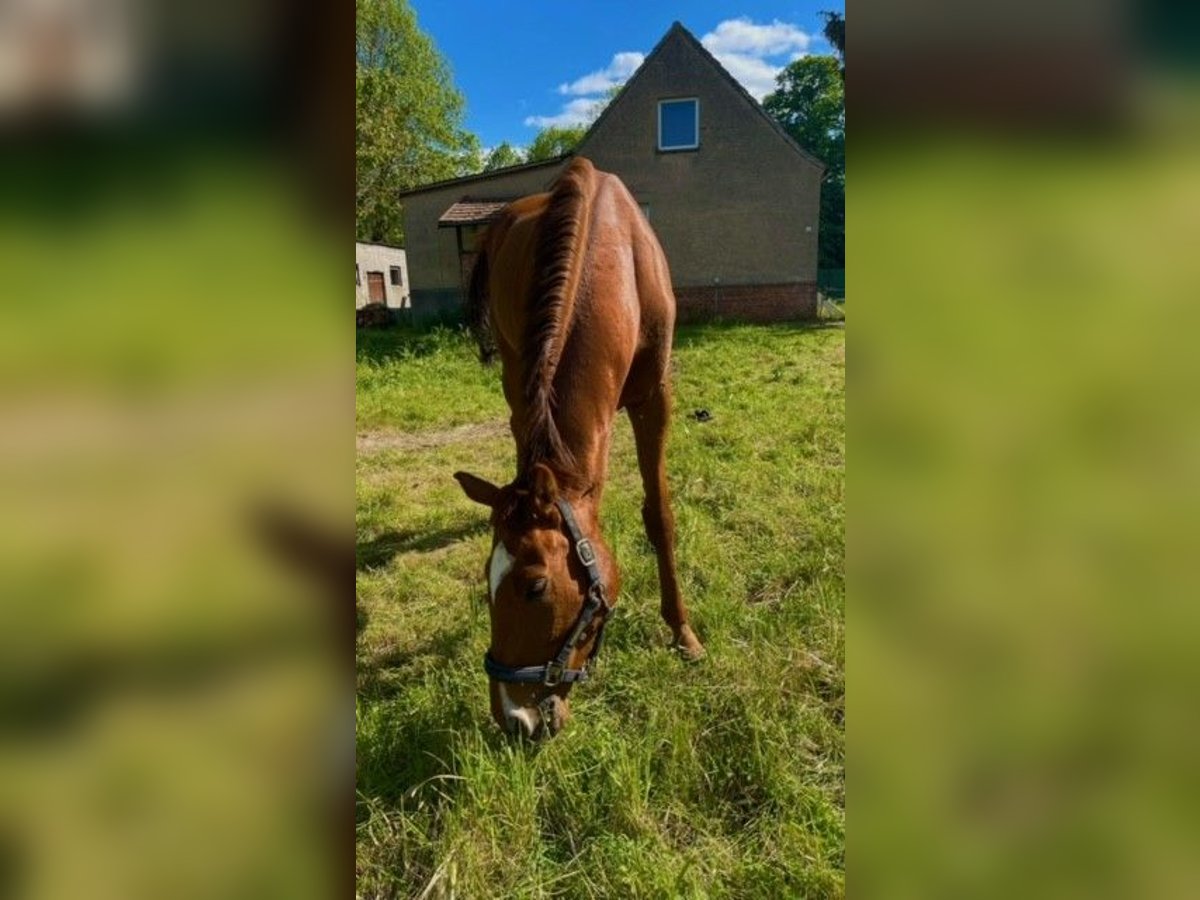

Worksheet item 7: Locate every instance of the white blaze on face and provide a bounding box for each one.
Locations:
[487,541,515,603]
[497,683,540,736]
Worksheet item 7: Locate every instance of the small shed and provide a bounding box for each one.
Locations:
[355,242,410,310]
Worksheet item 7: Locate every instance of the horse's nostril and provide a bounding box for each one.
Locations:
[538,695,567,737]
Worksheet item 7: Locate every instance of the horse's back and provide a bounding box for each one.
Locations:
[587,170,677,405]
[483,160,675,410]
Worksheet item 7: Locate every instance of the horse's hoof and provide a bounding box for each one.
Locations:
[673,625,706,661]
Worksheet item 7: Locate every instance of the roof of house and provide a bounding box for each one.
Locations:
[437,200,510,226]
[355,240,405,252]
[396,155,568,198]
[577,21,826,173]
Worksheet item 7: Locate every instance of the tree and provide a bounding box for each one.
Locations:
[820,11,845,64]
[356,0,480,245]
[483,142,526,171]
[763,55,845,269]
[525,125,589,163]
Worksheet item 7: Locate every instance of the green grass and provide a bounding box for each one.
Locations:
[356,322,845,899]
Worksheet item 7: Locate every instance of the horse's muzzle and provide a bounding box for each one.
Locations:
[507,694,568,740]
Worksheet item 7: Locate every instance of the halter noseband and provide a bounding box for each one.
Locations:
[483,497,613,687]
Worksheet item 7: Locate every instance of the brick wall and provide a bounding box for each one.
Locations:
[579,26,822,291]
[674,282,818,323]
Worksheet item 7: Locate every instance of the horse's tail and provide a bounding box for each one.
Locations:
[521,156,596,476]
[465,236,497,365]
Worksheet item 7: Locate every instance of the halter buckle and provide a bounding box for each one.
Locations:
[544,661,564,687]
[575,537,597,567]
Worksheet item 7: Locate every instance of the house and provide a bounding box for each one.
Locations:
[355,241,410,310]
[399,21,825,323]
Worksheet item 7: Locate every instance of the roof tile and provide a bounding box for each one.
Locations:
[437,200,510,226]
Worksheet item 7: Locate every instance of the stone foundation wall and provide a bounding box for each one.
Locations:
[673,282,818,323]
[403,282,819,328]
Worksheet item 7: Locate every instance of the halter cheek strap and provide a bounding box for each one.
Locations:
[483,497,613,687]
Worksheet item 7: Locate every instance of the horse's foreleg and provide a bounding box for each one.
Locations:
[628,383,705,659]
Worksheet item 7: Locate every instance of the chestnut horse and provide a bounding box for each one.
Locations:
[453,157,703,739]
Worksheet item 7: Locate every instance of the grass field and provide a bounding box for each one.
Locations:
[356,322,845,899]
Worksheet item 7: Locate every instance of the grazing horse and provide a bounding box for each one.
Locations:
[454,156,704,740]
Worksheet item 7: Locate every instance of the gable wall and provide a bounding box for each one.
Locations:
[577,31,822,291]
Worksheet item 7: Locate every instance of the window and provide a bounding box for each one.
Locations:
[355,264,360,286]
[658,98,699,151]
[389,266,403,286]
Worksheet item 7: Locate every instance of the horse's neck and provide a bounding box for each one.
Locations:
[554,398,615,503]
[560,488,603,533]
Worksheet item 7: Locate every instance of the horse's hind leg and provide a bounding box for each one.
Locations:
[628,381,705,659]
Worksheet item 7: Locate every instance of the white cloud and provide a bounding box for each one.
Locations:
[701,18,811,56]
[701,17,814,101]
[557,52,645,96]
[525,50,642,131]
[523,97,603,129]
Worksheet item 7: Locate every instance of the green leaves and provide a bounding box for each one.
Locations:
[526,125,589,162]
[763,56,844,176]
[482,142,525,171]
[355,0,481,245]
[820,11,845,63]
[763,55,845,269]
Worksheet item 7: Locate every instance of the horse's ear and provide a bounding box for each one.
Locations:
[530,463,559,518]
[454,471,500,508]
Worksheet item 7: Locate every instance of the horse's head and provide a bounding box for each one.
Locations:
[454,463,618,739]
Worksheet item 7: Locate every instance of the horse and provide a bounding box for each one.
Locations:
[454,156,704,740]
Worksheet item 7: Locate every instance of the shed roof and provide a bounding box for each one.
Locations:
[398,156,568,198]
[355,240,405,252]
[437,200,510,227]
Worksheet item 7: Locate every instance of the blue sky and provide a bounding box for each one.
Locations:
[411,1,844,151]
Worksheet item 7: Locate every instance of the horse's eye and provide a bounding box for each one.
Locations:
[526,577,548,601]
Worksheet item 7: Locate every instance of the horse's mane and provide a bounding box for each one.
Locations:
[464,158,596,487]
[518,157,596,483]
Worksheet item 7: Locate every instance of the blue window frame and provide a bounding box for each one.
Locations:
[658,98,699,151]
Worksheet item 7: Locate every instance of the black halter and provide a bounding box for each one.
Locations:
[483,497,613,687]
